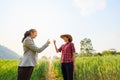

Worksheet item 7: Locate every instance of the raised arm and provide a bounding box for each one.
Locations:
[53,40,59,53]
[25,38,50,53]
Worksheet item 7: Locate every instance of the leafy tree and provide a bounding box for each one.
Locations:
[80,38,94,56]
[102,50,111,56]
[95,52,102,56]
[117,52,120,55]
[102,49,117,56]
[109,49,117,55]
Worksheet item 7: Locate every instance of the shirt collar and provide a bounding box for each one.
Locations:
[65,42,70,45]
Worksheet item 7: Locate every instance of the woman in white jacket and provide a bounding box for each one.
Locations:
[18,29,50,80]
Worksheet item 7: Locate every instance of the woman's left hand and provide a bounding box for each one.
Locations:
[74,65,77,73]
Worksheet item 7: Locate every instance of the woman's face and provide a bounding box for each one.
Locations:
[62,37,69,42]
[30,31,37,39]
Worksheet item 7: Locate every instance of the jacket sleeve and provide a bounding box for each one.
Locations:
[24,38,49,53]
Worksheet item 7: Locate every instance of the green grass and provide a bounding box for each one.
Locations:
[31,59,49,80]
[52,59,62,80]
[0,60,18,80]
[1,56,120,80]
[52,56,120,80]
[0,59,49,80]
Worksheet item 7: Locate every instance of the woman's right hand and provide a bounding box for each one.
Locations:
[53,40,56,44]
[47,39,50,44]
[53,40,59,53]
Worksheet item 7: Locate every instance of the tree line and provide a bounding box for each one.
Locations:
[77,38,120,57]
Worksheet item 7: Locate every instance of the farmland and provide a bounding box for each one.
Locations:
[52,56,120,80]
[0,59,49,80]
[0,56,120,80]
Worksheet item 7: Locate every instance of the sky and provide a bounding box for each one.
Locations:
[0,0,120,58]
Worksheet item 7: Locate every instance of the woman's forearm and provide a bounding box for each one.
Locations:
[54,44,59,53]
[73,52,76,66]
[53,40,59,53]
[73,52,77,72]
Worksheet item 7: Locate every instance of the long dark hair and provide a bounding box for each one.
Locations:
[22,29,36,43]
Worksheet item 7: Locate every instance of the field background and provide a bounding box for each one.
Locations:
[0,56,120,80]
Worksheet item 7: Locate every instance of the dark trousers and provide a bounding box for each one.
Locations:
[61,62,73,80]
[17,66,34,80]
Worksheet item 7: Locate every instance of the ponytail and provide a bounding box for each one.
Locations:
[22,31,30,43]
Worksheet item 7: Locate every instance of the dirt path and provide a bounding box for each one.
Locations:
[47,60,56,80]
